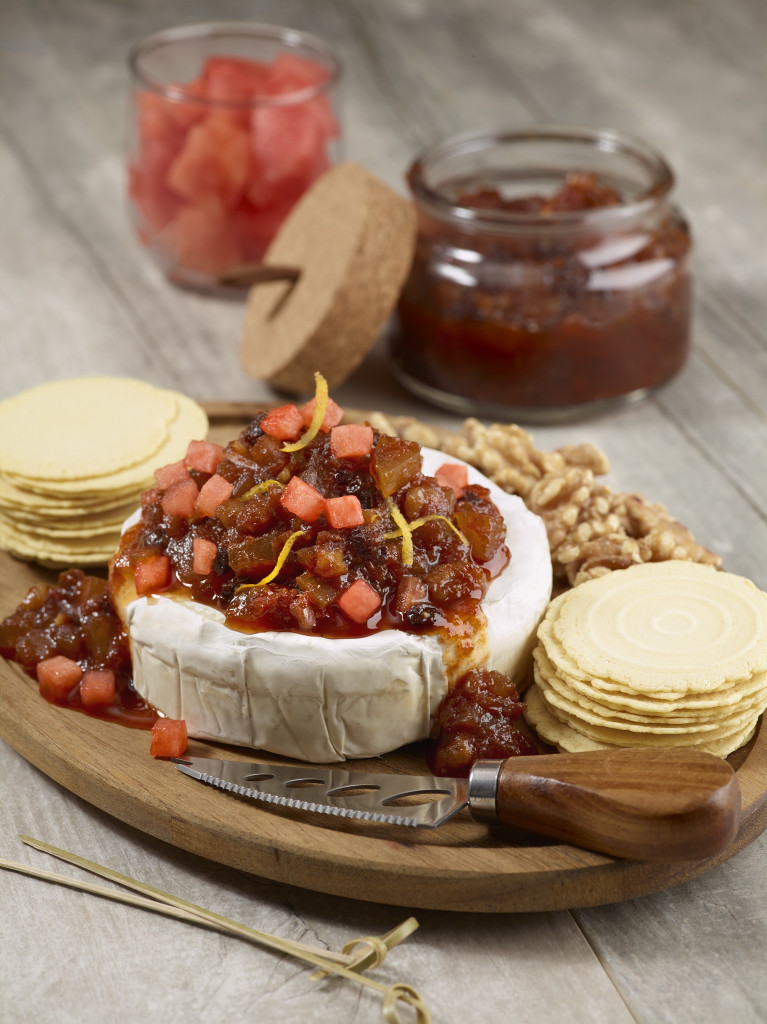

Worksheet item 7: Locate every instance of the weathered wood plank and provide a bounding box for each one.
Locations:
[574,831,767,1024]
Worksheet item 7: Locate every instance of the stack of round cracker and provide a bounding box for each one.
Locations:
[0,377,208,568]
[525,561,767,759]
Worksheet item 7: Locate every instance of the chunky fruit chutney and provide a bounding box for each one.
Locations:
[392,128,693,421]
[428,668,539,777]
[0,569,154,728]
[112,409,510,642]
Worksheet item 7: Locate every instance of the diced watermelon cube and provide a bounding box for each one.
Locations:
[299,396,344,433]
[36,656,83,701]
[435,463,469,498]
[246,142,329,209]
[337,579,381,624]
[131,87,207,238]
[150,717,188,757]
[136,85,206,143]
[185,439,225,474]
[249,104,327,207]
[325,494,364,529]
[263,54,339,138]
[230,197,295,262]
[134,555,172,596]
[280,476,326,523]
[79,669,117,707]
[137,91,182,147]
[260,404,304,441]
[154,459,189,489]
[199,58,270,130]
[167,114,252,208]
[162,197,242,276]
[195,473,234,517]
[192,536,218,575]
[330,424,374,460]
[161,477,200,518]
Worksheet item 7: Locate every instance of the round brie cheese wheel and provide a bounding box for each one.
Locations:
[118,448,552,762]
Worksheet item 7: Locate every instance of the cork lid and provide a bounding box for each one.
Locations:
[240,163,417,394]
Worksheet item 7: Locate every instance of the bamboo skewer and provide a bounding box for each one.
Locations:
[4,836,430,1024]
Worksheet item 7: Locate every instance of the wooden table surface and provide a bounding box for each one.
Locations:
[1,0,766,1021]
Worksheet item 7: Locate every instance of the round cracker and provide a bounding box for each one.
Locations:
[535,666,766,735]
[524,683,758,759]
[0,517,119,555]
[0,512,126,539]
[0,378,178,480]
[3,390,208,497]
[533,679,762,750]
[533,644,767,721]
[0,500,138,528]
[538,592,767,707]
[551,562,767,692]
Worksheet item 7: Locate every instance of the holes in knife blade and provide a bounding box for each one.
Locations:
[243,773,275,782]
[382,788,452,808]
[283,777,327,788]
[326,784,382,798]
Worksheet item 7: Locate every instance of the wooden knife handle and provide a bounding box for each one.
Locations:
[477,748,741,861]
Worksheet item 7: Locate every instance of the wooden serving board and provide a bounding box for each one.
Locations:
[2,551,767,913]
[2,406,767,912]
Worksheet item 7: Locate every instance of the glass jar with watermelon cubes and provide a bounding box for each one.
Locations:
[127,22,342,291]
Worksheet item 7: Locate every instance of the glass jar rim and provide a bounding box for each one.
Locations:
[407,126,676,233]
[128,21,342,109]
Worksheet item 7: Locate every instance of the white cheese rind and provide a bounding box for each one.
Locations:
[123,448,552,761]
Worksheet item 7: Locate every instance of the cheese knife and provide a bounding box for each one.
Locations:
[173,747,741,862]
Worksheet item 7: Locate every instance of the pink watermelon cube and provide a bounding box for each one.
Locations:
[195,473,234,517]
[150,718,188,757]
[260,404,304,441]
[185,439,225,474]
[337,579,381,624]
[299,396,344,433]
[134,555,172,596]
[79,669,117,707]
[161,477,199,518]
[435,463,469,497]
[330,425,374,460]
[192,536,218,575]
[280,476,326,523]
[163,197,243,276]
[167,114,252,208]
[36,656,83,701]
[325,495,364,529]
[154,459,189,489]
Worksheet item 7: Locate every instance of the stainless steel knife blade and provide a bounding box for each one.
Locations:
[173,756,473,828]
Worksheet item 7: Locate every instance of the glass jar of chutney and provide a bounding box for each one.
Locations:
[390,127,693,422]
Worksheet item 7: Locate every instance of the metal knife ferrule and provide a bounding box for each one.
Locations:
[467,759,503,825]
